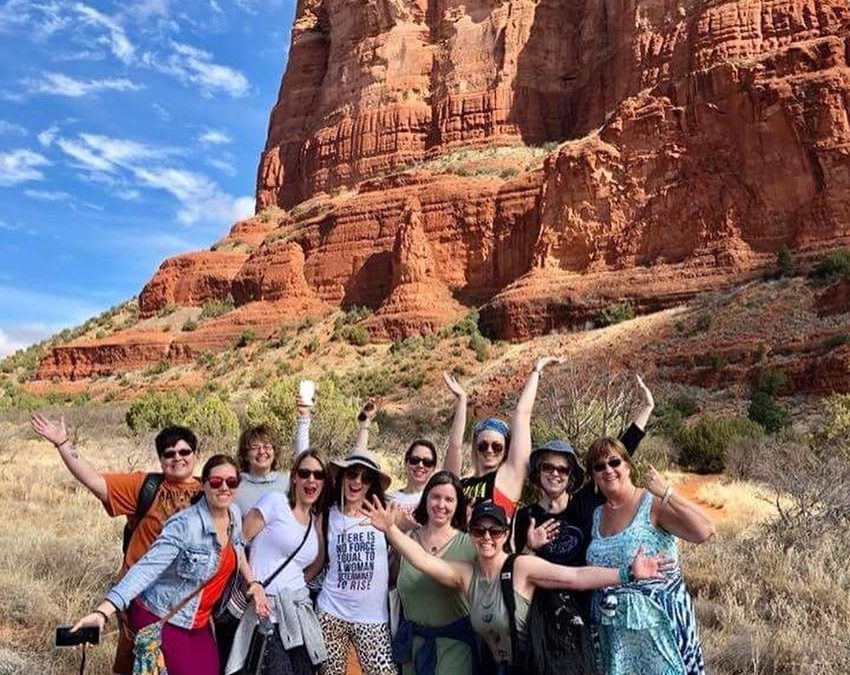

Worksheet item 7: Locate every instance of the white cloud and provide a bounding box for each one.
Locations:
[199,129,230,145]
[38,125,59,147]
[147,41,249,97]
[0,149,50,186]
[22,72,143,98]
[56,132,172,173]
[0,0,70,39]
[24,189,71,201]
[133,165,253,224]
[72,3,134,63]
[0,324,52,357]
[207,157,236,175]
[0,119,27,136]
[152,103,171,122]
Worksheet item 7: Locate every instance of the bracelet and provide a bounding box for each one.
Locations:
[249,581,263,589]
[94,609,109,624]
[661,486,673,506]
[618,566,630,585]
[55,437,69,448]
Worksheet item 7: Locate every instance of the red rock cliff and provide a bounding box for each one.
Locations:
[35,0,850,380]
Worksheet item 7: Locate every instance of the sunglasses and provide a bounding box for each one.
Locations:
[206,475,240,489]
[406,455,436,468]
[476,440,504,455]
[539,462,570,476]
[469,525,509,539]
[296,468,326,481]
[161,447,194,460]
[592,457,624,473]
[344,466,376,483]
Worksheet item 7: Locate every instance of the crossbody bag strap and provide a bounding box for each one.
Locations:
[261,512,313,589]
[159,567,219,626]
[499,554,519,666]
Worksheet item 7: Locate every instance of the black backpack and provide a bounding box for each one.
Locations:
[500,555,597,675]
[121,473,164,554]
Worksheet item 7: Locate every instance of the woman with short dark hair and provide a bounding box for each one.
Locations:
[388,439,438,523]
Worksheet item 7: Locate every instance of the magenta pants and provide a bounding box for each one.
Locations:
[128,601,219,675]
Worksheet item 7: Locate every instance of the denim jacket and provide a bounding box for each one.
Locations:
[106,497,243,629]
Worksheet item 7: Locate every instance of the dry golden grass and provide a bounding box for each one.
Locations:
[0,417,159,675]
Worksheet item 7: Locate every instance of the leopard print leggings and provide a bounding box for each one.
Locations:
[318,612,397,675]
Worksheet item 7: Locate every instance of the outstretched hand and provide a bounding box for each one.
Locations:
[71,611,105,636]
[526,517,560,551]
[635,375,654,409]
[31,412,67,446]
[360,495,396,534]
[629,545,666,582]
[442,371,467,399]
[534,356,563,373]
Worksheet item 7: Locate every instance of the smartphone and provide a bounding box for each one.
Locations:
[55,625,100,647]
[298,380,315,406]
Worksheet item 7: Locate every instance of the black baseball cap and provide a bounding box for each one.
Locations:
[469,501,508,528]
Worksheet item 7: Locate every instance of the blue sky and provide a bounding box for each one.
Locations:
[0,0,296,356]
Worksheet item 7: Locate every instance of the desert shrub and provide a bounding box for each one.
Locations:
[196,350,214,368]
[596,302,635,327]
[692,311,713,333]
[181,318,198,332]
[185,394,238,454]
[235,329,255,348]
[0,340,47,379]
[401,366,426,390]
[334,325,369,346]
[125,390,195,432]
[156,303,176,318]
[652,393,699,438]
[439,310,481,338]
[675,414,763,473]
[776,244,794,277]
[143,359,170,376]
[748,391,791,433]
[346,367,395,399]
[809,248,850,283]
[747,369,790,433]
[500,167,519,179]
[200,295,235,319]
[822,332,850,351]
[244,377,359,454]
[468,333,489,362]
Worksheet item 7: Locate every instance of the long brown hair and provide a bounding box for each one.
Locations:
[288,448,331,514]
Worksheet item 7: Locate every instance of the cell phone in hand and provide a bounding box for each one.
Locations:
[298,380,315,406]
[55,625,100,647]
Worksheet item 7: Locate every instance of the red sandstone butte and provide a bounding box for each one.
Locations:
[34,0,850,380]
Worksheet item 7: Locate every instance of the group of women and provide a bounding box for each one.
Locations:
[71,358,716,675]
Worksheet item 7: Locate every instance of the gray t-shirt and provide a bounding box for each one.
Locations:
[469,561,529,665]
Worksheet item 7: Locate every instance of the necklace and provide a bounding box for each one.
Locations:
[606,485,638,510]
[418,527,455,555]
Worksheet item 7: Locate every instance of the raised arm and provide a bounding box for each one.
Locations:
[631,375,655,431]
[441,372,468,475]
[517,545,663,592]
[499,357,562,496]
[362,496,468,592]
[645,467,716,543]
[293,393,313,455]
[351,398,378,453]
[31,413,108,502]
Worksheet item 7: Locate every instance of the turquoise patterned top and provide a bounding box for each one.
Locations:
[586,490,705,675]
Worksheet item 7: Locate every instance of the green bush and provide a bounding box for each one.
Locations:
[440,310,481,338]
[245,377,359,453]
[334,325,369,346]
[596,302,635,328]
[181,318,198,332]
[675,414,763,473]
[777,244,794,278]
[692,311,713,333]
[755,369,786,396]
[157,304,176,318]
[235,329,255,348]
[126,390,195,432]
[748,391,791,433]
[809,248,850,284]
[143,359,170,376]
[468,333,490,362]
[200,295,235,319]
[185,394,239,451]
[500,167,519,180]
[822,333,850,351]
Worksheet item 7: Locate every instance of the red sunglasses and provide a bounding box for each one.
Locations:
[206,475,240,489]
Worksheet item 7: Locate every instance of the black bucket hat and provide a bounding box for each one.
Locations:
[529,439,584,493]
